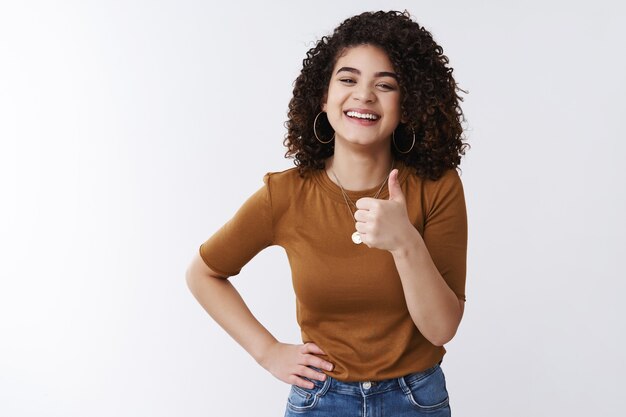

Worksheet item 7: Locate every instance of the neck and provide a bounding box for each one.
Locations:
[325,146,395,192]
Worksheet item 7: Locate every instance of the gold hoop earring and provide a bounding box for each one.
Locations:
[313,111,335,144]
[392,126,416,154]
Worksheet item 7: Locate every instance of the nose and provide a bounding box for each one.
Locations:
[352,83,376,103]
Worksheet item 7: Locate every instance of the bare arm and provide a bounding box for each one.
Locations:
[185,251,334,388]
[185,252,278,364]
[390,228,465,346]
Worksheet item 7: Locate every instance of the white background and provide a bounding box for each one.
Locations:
[1,1,625,416]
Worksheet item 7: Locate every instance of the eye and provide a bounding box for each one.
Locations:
[339,78,356,84]
[378,83,395,90]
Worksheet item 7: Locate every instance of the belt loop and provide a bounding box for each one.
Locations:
[396,374,411,395]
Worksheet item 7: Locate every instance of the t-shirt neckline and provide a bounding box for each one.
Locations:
[312,159,411,204]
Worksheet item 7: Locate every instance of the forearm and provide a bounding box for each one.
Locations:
[185,272,278,363]
[390,228,463,346]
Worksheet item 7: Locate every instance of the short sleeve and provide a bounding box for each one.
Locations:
[199,173,274,277]
[422,169,468,301]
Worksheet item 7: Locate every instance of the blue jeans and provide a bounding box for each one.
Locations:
[284,362,451,416]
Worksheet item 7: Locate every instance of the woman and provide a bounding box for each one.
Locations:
[186,10,469,416]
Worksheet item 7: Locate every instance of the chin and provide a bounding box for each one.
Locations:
[345,139,383,147]
[340,131,387,145]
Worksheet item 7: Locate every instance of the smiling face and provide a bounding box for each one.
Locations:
[321,44,402,149]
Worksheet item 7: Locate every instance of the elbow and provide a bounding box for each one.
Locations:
[185,268,209,294]
[427,328,457,347]
[420,323,460,347]
[185,270,199,293]
[185,268,227,294]
[421,303,464,346]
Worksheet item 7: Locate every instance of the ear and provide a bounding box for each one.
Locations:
[400,107,411,125]
[321,91,328,112]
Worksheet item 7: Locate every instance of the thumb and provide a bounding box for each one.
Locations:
[387,169,404,201]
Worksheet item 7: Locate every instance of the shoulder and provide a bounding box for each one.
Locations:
[422,168,463,196]
[262,165,302,186]
[406,167,464,217]
[262,165,317,191]
[401,164,462,194]
[261,166,313,212]
[429,169,466,220]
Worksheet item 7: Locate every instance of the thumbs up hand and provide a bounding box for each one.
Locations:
[354,169,415,252]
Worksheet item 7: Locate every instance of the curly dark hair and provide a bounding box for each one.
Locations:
[283,10,470,181]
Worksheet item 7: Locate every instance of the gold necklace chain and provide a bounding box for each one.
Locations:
[330,159,395,244]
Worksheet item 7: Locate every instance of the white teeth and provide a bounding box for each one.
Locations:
[346,111,379,120]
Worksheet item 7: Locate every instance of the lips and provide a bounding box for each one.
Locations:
[343,108,381,120]
[343,109,381,126]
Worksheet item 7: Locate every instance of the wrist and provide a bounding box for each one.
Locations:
[390,226,424,259]
[255,339,280,369]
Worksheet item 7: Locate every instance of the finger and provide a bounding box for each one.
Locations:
[355,221,370,234]
[299,365,328,382]
[302,354,334,372]
[356,196,376,209]
[354,209,374,222]
[387,169,405,202]
[359,232,372,248]
[309,357,334,372]
[291,375,316,390]
[302,342,326,355]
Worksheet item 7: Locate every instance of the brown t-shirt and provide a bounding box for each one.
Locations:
[199,159,468,382]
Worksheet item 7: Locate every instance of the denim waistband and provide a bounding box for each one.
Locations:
[305,361,442,397]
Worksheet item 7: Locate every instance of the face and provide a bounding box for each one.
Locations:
[321,44,402,148]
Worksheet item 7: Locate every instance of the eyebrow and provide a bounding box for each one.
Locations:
[335,66,398,80]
